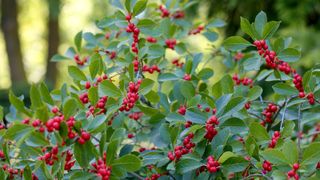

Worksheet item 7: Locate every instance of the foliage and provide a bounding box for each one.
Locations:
[0,1,320,180]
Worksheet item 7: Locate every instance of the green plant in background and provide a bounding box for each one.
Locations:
[0,0,320,180]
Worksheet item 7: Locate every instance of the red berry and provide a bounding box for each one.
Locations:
[81,131,91,141]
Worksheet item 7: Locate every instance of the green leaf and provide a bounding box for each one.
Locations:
[248,86,263,101]
[277,48,301,62]
[240,17,256,39]
[245,136,260,160]
[261,149,289,165]
[218,151,238,164]
[302,70,312,91]
[254,11,267,38]
[8,90,31,116]
[180,81,195,99]
[0,106,3,120]
[74,141,95,168]
[74,31,82,52]
[148,44,165,58]
[176,158,203,174]
[223,36,252,51]
[30,84,43,109]
[249,122,269,142]
[23,165,32,180]
[125,0,131,12]
[262,21,281,39]
[243,56,261,71]
[99,80,122,98]
[68,66,87,81]
[4,124,33,143]
[207,18,226,28]
[281,121,295,138]
[50,54,69,62]
[272,83,298,96]
[87,115,107,132]
[25,131,49,147]
[158,73,179,82]
[88,87,99,105]
[133,0,147,16]
[302,142,320,166]
[282,140,298,164]
[112,154,142,172]
[203,30,218,42]
[198,68,214,80]
[139,78,154,95]
[89,54,103,79]
[39,82,54,105]
[63,98,79,120]
[106,140,120,165]
[212,75,234,98]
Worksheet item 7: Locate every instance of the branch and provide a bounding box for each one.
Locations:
[297,104,302,162]
[247,111,264,121]
[243,173,273,180]
[128,172,144,180]
[280,98,289,130]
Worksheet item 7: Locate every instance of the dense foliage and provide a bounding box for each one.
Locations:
[0,0,320,179]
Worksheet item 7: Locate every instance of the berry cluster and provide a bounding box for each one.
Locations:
[206,156,220,173]
[145,173,161,180]
[66,116,77,139]
[32,119,45,133]
[142,65,161,74]
[0,150,5,159]
[133,57,139,72]
[261,103,278,125]
[47,116,65,132]
[91,159,112,180]
[39,146,59,166]
[79,92,89,104]
[172,10,185,19]
[306,93,315,105]
[127,133,134,139]
[78,131,91,144]
[268,131,281,148]
[184,120,192,128]
[188,26,204,35]
[183,74,191,81]
[74,54,88,66]
[177,105,186,115]
[262,160,272,173]
[128,112,143,121]
[119,80,141,112]
[234,52,244,61]
[2,165,25,179]
[165,39,177,50]
[159,5,170,18]
[204,115,219,141]
[287,163,300,180]
[167,133,195,161]
[244,101,251,110]
[105,50,116,60]
[146,36,157,43]
[172,59,184,68]
[232,74,253,87]
[126,16,140,54]
[293,73,305,96]
[64,150,75,171]
[95,96,108,114]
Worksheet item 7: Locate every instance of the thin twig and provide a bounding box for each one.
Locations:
[243,173,273,180]
[128,172,144,180]
[297,104,302,162]
[280,98,289,130]
[247,112,264,121]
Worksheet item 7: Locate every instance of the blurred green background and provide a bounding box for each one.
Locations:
[0,0,319,108]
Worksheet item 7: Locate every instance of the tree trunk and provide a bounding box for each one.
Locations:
[45,0,61,89]
[1,0,28,90]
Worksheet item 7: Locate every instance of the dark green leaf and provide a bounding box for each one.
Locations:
[39,82,54,105]
[180,81,195,99]
[139,78,154,95]
[262,21,281,39]
[277,48,301,62]
[99,80,122,98]
[240,17,256,39]
[74,31,82,52]
[106,140,120,165]
[176,158,203,174]
[133,0,147,16]
[272,83,298,96]
[74,141,95,168]
[282,140,298,164]
[30,84,43,109]
[248,86,263,101]
[112,154,142,172]
[223,36,252,51]
[68,66,87,81]
[63,98,79,120]
[254,11,267,38]
[249,122,269,142]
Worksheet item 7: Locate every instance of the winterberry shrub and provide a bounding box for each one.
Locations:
[0,1,320,180]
